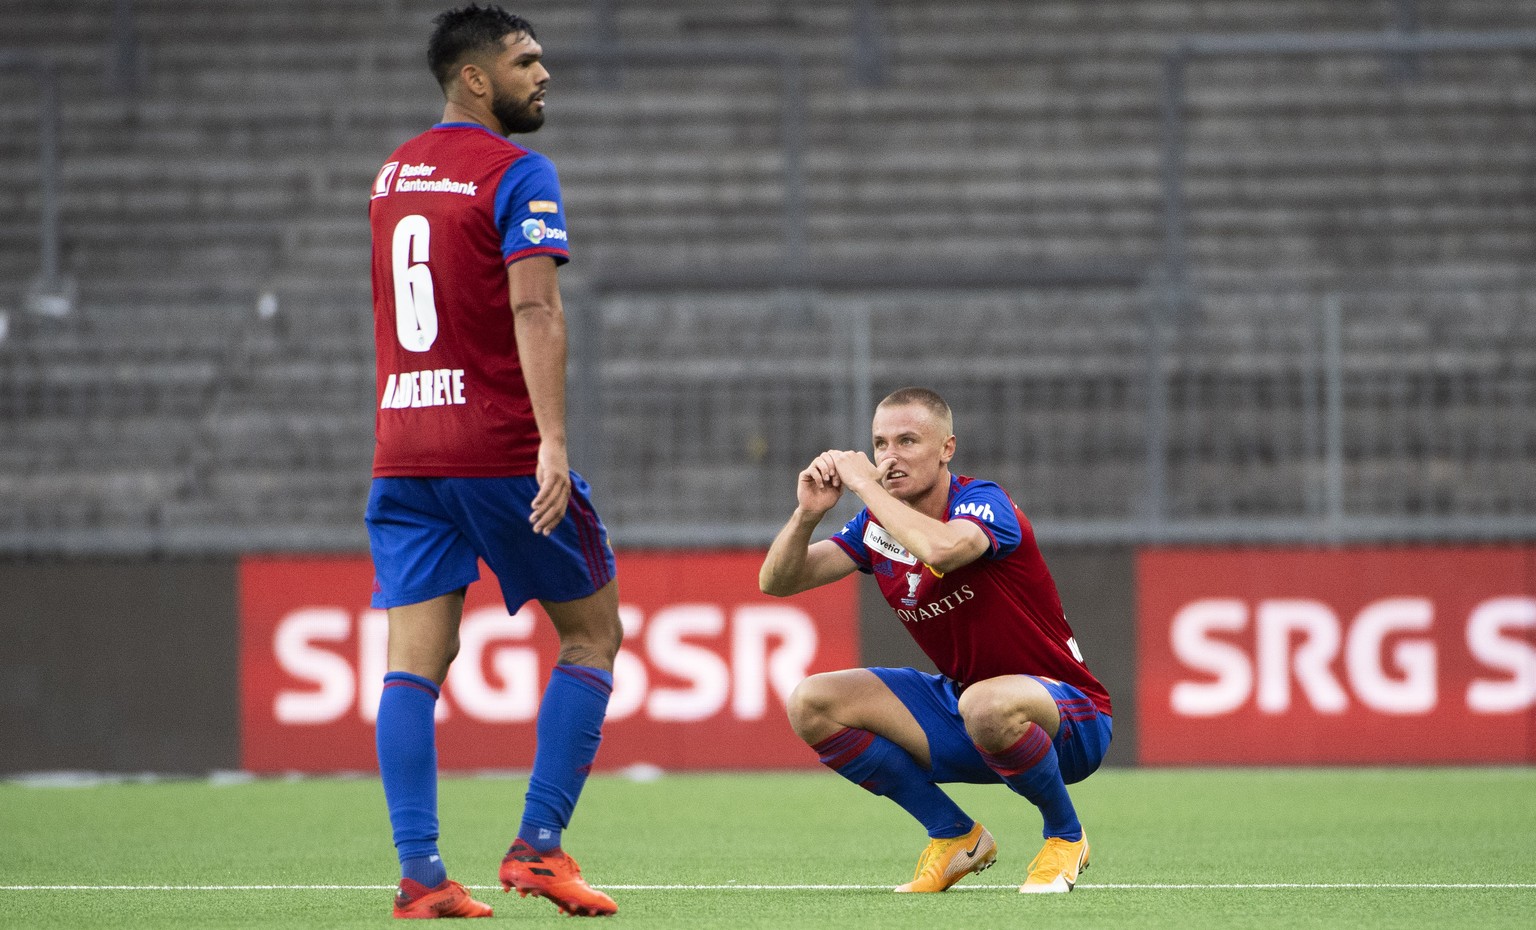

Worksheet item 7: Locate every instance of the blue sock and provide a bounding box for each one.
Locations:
[813,727,973,839]
[977,724,1082,840]
[400,854,446,890]
[377,671,448,886]
[517,664,613,853]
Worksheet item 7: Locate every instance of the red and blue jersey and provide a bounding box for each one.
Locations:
[832,474,1112,715]
[369,122,571,477]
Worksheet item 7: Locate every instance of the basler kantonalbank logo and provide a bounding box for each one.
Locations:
[373,162,400,199]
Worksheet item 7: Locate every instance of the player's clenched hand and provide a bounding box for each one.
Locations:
[796,451,844,515]
[529,440,572,536]
[827,449,892,495]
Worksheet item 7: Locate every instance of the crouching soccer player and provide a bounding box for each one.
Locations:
[759,387,1113,894]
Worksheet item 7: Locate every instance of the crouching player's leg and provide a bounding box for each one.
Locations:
[789,668,997,893]
[959,675,1112,894]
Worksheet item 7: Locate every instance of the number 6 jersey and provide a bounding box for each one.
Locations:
[369,122,571,477]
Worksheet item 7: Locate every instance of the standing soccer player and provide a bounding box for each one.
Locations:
[367,5,619,919]
[760,387,1113,895]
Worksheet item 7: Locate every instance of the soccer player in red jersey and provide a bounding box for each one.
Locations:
[761,387,1113,894]
[367,5,618,919]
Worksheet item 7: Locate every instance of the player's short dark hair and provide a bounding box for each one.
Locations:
[878,387,954,433]
[428,5,537,89]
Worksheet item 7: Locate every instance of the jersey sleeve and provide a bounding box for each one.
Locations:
[493,151,571,266]
[947,481,1022,558]
[830,509,874,573]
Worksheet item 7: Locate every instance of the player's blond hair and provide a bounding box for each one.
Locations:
[877,387,954,436]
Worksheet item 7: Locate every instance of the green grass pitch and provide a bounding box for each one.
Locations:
[3,767,1534,928]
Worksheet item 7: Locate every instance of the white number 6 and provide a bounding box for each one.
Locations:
[392,214,437,352]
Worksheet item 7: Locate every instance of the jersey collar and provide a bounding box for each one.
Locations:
[431,121,507,141]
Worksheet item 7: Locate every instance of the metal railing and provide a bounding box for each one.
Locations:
[1140,29,1536,542]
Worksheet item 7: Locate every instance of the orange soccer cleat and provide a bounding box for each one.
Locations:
[499,839,618,917]
[392,878,494,919]
[894,821,998,893]
[1019,832,1090,894]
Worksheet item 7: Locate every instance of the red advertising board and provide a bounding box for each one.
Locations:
[240,552,857,773]
[1138,546,1536,764]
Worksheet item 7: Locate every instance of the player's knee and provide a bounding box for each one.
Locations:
[555,614,622,668]
[955,680,995,725]
[957,679,1017,749]
[389,635,460,684]
[786,673,838,732]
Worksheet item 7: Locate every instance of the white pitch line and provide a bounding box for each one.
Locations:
[1,886,398,892]
[3,883,1534,892]
[610,883,1536,891]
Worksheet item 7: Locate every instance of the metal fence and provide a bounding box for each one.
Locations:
[573,284,1536,547]
[574,29,1536,546]
[1139,29,1536,542]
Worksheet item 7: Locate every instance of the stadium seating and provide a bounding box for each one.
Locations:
[0,0,1531,548]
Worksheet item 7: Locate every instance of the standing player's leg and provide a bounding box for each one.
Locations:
[432,472,620,915]
[378,590,494,919]
[499,579,622,917]
[789,669,996,892]
[518,579,622,851]
[959,675,1105,894]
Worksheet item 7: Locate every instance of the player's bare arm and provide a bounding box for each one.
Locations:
[827,448,989,574]
[508,255,571,535]
[760,454,860,596]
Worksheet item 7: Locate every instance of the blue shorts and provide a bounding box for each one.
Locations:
[365,474,616,614]
[870,667,1113,786]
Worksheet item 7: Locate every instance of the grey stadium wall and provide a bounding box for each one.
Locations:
[0,557,242,774]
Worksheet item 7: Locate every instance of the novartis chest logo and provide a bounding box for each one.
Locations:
[895,585,977,624]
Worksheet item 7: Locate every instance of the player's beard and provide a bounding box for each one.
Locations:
[493,87,544,134]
